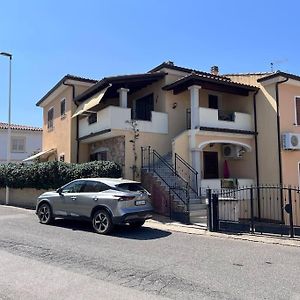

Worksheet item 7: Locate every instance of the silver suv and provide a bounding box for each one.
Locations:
[36,178,152,234]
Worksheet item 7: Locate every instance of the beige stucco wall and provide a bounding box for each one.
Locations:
[255,84,280,185]
[42,87,73,162]
[42,83,93,163]
[279,83,300,186]
[195,134,256,180]
[173,131,256,180]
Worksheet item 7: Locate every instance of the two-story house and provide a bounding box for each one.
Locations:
[0,122,42,163]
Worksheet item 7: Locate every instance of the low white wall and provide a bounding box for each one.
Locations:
[199,107,253,131]
[0,188,50,209]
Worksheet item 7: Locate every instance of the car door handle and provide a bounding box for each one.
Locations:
[93,197,98,201]
[71,196,77,201]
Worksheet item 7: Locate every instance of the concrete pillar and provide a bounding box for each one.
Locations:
[117,88,130,108]
[188,85,201,129]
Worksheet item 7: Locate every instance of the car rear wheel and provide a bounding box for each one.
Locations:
[129,220,145,228]
[92,210,113,235]
[37,203,53,225]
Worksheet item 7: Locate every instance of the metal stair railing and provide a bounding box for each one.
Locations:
[174,153,198,196]
[141,146,190,214]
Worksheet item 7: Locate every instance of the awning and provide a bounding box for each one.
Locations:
[22,148,56,162]
[72,84,111,118]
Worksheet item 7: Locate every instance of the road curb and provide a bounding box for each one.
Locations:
[145,219,300,248]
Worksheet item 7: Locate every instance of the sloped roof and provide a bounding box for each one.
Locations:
[0,122,42,131]
[257,71,300,82]
[163,73,258,95]
[74,72,166,103]
[36,74,98,106]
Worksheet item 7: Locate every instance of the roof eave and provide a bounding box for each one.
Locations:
[36,75,97,107]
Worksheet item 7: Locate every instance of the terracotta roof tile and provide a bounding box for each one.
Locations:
[0,122,42,131]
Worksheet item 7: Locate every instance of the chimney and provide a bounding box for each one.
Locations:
[165,60,174,66]
[211,65,219,75]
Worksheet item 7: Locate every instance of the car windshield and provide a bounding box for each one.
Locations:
[116,183,146,192]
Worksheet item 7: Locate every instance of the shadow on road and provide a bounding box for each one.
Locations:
[50,219,172,240]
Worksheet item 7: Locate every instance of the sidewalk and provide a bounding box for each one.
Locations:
[145,214,300,248]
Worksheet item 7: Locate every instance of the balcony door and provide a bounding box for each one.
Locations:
[134,94,154,121]
[203,151,219,179]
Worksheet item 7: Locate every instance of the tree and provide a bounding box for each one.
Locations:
[126,120,140,180]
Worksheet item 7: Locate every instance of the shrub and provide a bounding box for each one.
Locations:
[0,161,122,190]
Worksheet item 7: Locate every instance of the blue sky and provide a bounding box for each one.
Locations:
[0,0,299,127]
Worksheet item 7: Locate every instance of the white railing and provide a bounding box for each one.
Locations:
[199,107,253,131]
[79,106,168,138]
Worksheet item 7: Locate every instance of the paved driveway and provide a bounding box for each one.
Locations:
[0,205,300,299]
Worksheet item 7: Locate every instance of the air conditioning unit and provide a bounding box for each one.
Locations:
[282,133,300,150]
[223,145,244,159]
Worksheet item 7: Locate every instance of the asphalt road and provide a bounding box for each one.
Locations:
[0,206,300,300]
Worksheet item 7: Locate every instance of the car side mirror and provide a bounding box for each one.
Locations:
[56,188,63,195]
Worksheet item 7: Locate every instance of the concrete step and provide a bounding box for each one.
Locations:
[190,215,207,225]
[189,203,207,211]
[190,209,207,218]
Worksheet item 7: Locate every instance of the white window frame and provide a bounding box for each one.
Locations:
[47,106,54,130]
[294,96,300,126]
[60,98,66,119]
[11,136,26,153]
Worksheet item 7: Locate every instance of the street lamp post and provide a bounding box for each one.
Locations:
[0,52,12,205]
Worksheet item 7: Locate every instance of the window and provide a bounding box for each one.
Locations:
[90,151,108,161]
[134,94,154,121]
[47,107,54,129]
[295,97,300,125]
[61,181,85,193]
[82,181,110,193]
[59,154,65,162]
[88,113,97,125]
[11,137,26,153]
[116,183,146,192]
[60,99,66,118]
[208,95,219,109]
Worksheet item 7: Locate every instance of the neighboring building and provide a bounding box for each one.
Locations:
[228,72,300,187]
[0,122,42,163]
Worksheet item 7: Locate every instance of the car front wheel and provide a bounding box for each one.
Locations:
[37,203,53,225]
[92,210,113,235]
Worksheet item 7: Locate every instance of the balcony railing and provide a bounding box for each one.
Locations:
[79,105,168,139]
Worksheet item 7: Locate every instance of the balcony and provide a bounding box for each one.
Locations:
[199,107,253,132]
[79,106,168,139]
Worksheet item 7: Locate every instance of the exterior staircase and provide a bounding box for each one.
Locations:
[141,148,207,226]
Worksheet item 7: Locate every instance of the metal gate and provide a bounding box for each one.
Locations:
[207,186,300,238]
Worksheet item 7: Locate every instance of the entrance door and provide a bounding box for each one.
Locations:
[203,151,219,179]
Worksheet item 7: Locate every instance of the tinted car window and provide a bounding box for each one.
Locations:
[82,181,110,193]
[61,181,84,193]
[116,183,146,192]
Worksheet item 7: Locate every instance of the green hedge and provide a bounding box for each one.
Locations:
[0,161,122,190]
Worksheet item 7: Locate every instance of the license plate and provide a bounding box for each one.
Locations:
[135,200,146,206]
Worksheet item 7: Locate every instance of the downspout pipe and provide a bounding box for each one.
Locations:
[253,89,261,219]
[275,77,289,186]
[63,81,79,163]
[253,89,259,187]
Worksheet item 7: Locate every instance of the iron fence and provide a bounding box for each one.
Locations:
[207,185,300,238]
